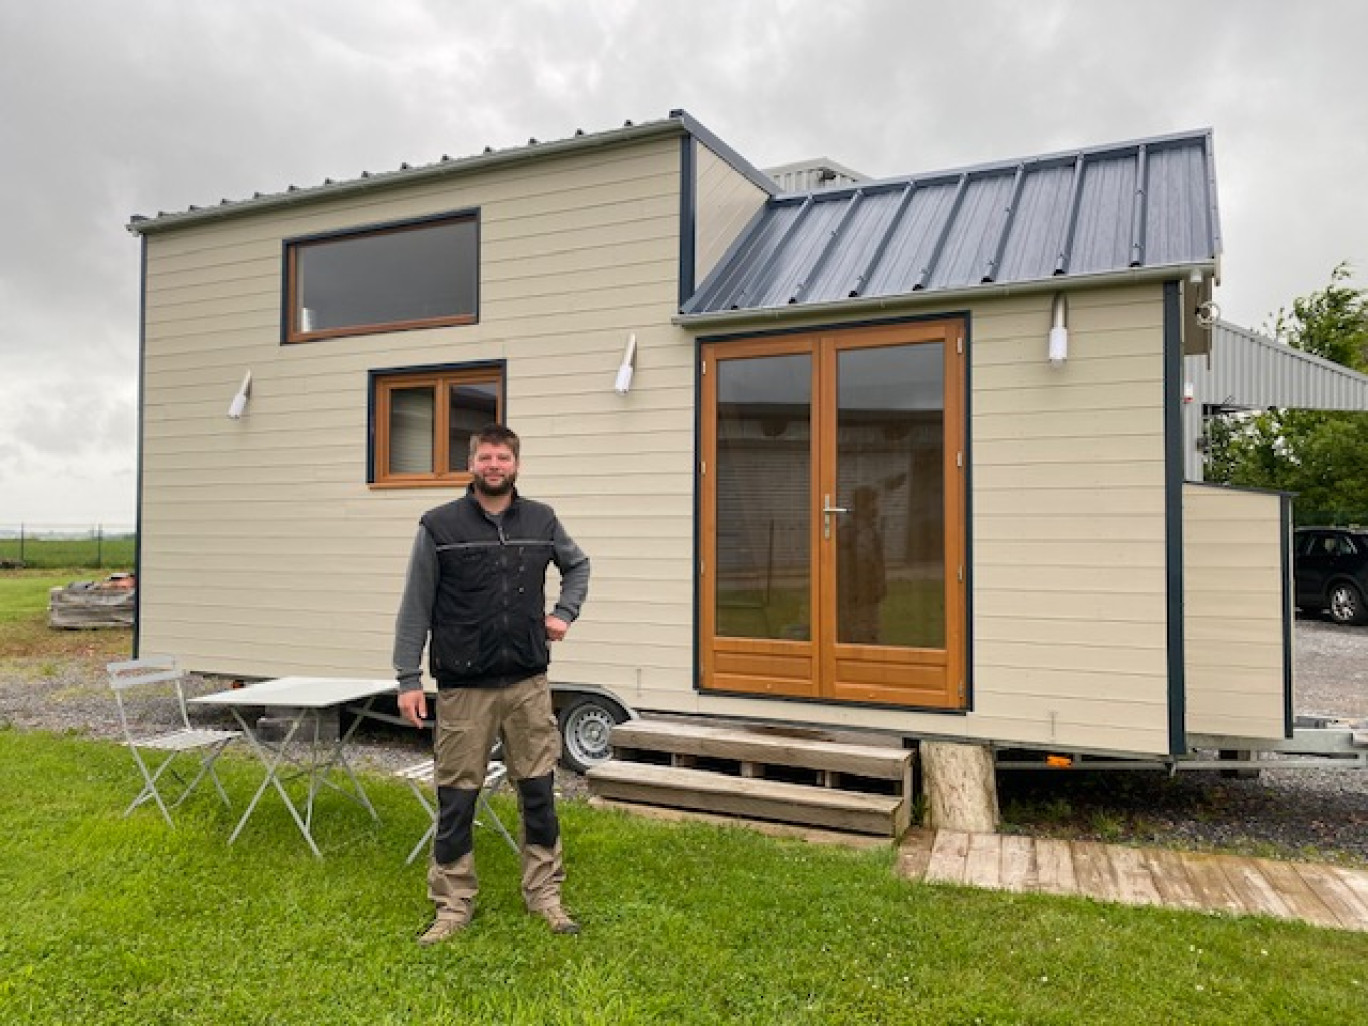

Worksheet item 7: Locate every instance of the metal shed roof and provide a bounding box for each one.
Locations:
[1185,320,1368,481]
[683,129,1221,319]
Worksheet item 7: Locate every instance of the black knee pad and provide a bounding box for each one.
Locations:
[516,773,560,848]
[434,786,479,864]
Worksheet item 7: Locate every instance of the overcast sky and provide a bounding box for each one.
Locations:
[2,0,1366,527]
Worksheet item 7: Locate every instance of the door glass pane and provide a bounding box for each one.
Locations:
[715,353,811,640]
[447,380,499,472]
[389,386,435,474]
[835,343,944,647]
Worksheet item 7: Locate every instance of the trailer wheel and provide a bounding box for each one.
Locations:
[558,694,626,773]
[1327,581,1368,625]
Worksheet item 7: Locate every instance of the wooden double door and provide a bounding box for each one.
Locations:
[700,320,966,709]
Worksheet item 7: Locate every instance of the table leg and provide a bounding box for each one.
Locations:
[227,709,323,859]
[332,699,381,822]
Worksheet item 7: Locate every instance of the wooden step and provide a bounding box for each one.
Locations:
[587,761,905,836]
[611,719,913,783]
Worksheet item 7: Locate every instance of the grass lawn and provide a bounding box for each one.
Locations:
[0,535,135,570]
[0,731,1364,1025]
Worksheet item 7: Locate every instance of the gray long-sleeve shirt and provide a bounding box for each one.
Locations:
[391,510,590,692]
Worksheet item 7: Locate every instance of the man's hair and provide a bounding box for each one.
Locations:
[468,423,521,460]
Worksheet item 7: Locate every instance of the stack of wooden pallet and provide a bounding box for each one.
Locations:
[48,575,135,629]
[585,718,914,837]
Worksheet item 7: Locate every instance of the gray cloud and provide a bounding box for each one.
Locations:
[1,0,1366,523]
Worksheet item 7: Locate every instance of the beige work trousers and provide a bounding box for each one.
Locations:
[427,673,566,917]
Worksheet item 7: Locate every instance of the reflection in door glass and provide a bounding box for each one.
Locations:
[836,343,944,647]
[715,354,811,640]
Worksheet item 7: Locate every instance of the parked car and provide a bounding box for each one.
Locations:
[1293,527,1368,625]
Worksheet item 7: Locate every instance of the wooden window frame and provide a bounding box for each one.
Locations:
[370,364,504,488]
[285,211,479,344]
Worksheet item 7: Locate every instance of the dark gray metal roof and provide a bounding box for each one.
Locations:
[683,129,1221,317]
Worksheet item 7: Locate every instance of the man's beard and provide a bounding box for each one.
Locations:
[474,471,516,497]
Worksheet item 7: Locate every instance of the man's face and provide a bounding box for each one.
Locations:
[470,441,519,496]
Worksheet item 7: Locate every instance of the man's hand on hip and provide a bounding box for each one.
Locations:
[545,615,570,642]
[398,689,428,729]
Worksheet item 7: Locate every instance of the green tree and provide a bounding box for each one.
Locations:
[1208,264,1368,524]
[1265,261,1368,370]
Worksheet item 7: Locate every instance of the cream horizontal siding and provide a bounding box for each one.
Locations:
[693,143,770,284]
[970,285,1171,754]
[138,135,699,686]
[141,140,1183,755]
[631,285,1173,755]
[1183,484,1288,740]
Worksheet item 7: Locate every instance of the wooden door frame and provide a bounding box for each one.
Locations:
[699,318,967,710]
[700,334,821,700]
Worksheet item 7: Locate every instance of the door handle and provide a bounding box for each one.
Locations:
[822,494,848,539]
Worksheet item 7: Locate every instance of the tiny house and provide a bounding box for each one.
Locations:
[128,110,1289,767]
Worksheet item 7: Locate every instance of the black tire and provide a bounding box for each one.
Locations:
[557,694,625,773]
[1326,581,1368,625]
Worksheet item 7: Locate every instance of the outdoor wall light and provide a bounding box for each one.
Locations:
[614,333,637,394]
[227,370,252,419]
[1048,293,1069,365]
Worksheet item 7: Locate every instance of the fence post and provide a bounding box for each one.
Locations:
[18,524,23,564]
[96,525,104,569]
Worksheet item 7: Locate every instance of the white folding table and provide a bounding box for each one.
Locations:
[190,677,396,858]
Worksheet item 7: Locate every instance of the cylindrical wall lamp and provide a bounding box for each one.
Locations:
[1048,293,1069,365]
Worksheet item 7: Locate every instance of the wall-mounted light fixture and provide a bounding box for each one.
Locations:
[227,370,252,419]
[1048,292,1069,365]
[614,333,638,394]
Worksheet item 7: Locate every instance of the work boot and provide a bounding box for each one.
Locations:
[534,904,580,935]
[417,901,473,946]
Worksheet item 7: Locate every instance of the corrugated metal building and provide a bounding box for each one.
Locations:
[763,157,869,194]
[1184,320,1368,480]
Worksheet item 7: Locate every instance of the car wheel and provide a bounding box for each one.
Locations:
[557,694,625,773]
[1327,581,1368,625]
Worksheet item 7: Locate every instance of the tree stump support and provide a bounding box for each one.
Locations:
[921,741,999,834]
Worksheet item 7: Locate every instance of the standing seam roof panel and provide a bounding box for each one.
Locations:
[682,129,1220,317]
[932,173,1016,290]
[866,184,958,297]
[996,164,1076,282]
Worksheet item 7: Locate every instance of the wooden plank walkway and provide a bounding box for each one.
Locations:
[898,829,1368,932]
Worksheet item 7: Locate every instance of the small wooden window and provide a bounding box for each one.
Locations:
[286,212,478,343]
[372,366,503,487]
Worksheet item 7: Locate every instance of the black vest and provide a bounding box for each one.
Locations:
[421,491,559,688]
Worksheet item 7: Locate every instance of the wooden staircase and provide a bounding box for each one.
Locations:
[585,719,914,837]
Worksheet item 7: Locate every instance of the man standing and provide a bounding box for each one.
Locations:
[394,424,590,944]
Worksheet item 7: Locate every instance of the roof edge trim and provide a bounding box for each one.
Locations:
[674,261,1217,329]
[671,109,779,197]
[128,117,690,235]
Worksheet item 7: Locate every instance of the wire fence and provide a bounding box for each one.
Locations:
[0,525,136,570]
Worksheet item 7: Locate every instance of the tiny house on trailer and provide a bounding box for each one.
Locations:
[128,111,1292,786]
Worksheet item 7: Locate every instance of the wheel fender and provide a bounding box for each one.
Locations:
[549,684,636,722]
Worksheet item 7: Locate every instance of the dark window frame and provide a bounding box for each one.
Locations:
[368,361,505,488]
[283,210,480,344]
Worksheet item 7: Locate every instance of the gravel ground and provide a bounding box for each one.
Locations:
[1,617,1362,861]
[998,615,1368,866]
[0,660,591,799]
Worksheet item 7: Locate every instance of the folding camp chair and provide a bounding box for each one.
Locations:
[108,656,240,826]
[397,758,519,864]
